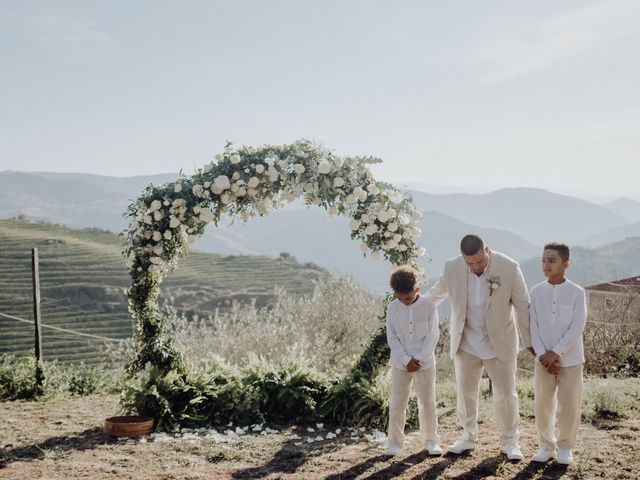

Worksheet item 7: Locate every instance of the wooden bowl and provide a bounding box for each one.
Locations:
[104,416,154,437]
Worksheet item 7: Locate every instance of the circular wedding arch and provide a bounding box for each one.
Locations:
[123,140,425,428]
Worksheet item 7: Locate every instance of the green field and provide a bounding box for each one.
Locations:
[0,219,326,364]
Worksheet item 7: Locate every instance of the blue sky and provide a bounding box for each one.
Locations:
[1,0,639,198]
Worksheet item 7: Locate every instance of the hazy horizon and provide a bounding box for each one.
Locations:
[2,1,639,198]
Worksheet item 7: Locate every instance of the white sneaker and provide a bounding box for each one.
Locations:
[425,441,443,456]
[503,443,524,461]
[383,444,401,456]
[557,449,573,465]
[446,439,477,454]
[532,449,556,463]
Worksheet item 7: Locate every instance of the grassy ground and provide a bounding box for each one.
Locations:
[1,381,638,480]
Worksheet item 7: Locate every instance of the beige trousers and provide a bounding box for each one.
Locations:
[534,361,583,451]
[454,349,520,447]
[387,367,439,449]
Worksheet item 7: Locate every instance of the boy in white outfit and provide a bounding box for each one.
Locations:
[384,266,441,456]
[529,243,587,465]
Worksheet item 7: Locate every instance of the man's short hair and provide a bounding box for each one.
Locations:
[390,266,420,293]
[460,234,485,256]
[544,242,570,262]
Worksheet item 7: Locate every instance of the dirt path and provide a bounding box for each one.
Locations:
[1,393,638,479]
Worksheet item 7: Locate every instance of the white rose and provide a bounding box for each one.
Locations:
[393,233,402,243]
[232,171,240,180]
[192,185,204,197]
[231,183,239,193]
[293,164,305,174]
[367,184,380,195]
[265,157,275,167]
[349,219,360,231]
[203,163,214,173]
[237,187,247,196]
[378,211,390,222]
[388,222,398,232]
[255,164,265,174]
[221,194,231,204]
[397,244,408,252]
[143,231,152,239]
[345,194,357,205]
[333,157,344,168]
[364,224,378,236]
[268,166,279,182]
[278,159,288,170]
[333,177,344,188]
[143,215,153,225]
[357,191,368,202]
[247,188,258,197]
[214,175,231,190]
[418,247,426,257]
[153,210,164,221]
[411,210,423,221]
[199,209,216,223]
[359,242,368,253]
[230,153,241,164]
[152,231,162,242]
[149,256,162,265]
[210,184,224,195]
[412,227,422,237]
[215,153,224,162]
[318,160,331,174]
[174,183,182,193]
[247,177,260,188]
[149,200,162,212]
[163,230,172,240]
[361,214,371,224]
[169,216,181,228]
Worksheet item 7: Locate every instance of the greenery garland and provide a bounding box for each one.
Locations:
[122,140,424,428]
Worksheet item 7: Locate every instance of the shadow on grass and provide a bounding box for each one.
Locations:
[231,435,356,479]
[0,427,115,469]
[324,451,466,480]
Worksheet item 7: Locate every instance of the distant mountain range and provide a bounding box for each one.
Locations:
[1,171,639,291]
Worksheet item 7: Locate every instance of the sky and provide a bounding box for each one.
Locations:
[1,0,639,199]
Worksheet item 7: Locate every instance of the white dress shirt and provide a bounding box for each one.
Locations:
[386,294,439,370]
[459,260,497,360]
[529,279,587,367]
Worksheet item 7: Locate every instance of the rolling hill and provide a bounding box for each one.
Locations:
[0,219,326,363]
[409,188,630,245]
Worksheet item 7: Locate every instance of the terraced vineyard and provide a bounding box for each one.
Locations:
[0,219,326,364]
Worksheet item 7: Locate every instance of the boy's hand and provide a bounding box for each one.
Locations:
[539,350,560,369]
[546,360,561,375]
[406,358,421,372]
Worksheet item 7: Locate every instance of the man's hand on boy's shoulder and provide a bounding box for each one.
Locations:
[406,358,421,372]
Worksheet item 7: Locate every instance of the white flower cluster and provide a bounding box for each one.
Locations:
[123,141,425,278]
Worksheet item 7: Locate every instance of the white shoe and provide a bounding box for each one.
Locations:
[557,449,573,465]
[446,439,477,454]
[425,441,443,456]
[503,443,524,461]
[383,444,401,456]
[532,449,556,463]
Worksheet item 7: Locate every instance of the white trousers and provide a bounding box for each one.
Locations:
[454,349,520,447]
[534,361,583,451]
[387,366,439,449]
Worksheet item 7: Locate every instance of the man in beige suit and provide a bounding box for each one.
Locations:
[426,234,531,460]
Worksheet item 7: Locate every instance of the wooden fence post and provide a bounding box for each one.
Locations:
[32,248,44,389]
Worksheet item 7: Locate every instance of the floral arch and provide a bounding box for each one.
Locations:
[122,140,425,428]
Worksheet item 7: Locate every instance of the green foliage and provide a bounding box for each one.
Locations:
[0,354,113,400]
[243,360,330,423]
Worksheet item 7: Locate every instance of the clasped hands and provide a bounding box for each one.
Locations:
[538,350,561,374]
[406,357,421,372]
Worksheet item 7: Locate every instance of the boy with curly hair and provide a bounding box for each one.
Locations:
[384,265,441,456]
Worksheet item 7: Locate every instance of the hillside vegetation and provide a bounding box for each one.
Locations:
[0,218,326,364]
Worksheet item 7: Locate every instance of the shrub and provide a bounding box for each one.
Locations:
[242,359,330,424]
[0,354,115,400]
[583,379,640,421]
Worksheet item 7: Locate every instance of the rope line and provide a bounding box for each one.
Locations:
[0,311,127,343]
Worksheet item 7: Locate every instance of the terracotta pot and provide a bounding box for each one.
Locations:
[104,416,154,437]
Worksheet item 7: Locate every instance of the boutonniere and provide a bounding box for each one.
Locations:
[487,275,501,296]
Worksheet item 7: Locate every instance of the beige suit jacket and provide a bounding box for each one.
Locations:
[426,250,531,361]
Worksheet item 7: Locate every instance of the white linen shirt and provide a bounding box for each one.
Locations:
[459,259,497,360]
[386,294,439,370]
[529,279,587,367]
